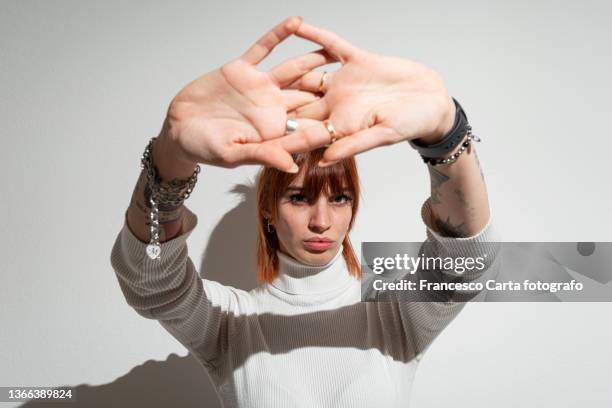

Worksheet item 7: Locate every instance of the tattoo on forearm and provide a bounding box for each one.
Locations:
[454,187,477,220]
[454,187,467,206]
[434,215,469,238]
[428,165,450,205]
[426,158,482,237]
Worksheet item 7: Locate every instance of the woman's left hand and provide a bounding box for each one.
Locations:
[279,22,457,166]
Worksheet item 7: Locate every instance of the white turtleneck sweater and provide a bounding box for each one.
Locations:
[110,198,499,407]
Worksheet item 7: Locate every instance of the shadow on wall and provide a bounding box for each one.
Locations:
[199,183,261,292]
[18,182,260,408]
[19,354,220,408]
[18,178,514,407]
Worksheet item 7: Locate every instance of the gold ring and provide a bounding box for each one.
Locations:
[318,71,328,93]
[323,120,338,145]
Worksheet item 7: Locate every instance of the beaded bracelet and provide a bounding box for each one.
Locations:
[419,125,481,166]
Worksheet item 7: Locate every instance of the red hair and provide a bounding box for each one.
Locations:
[255,148,361,284]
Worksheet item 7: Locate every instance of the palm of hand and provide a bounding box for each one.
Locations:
[167,60,287,167]
[320,53,452,144]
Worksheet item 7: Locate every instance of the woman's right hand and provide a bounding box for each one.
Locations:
[159,16,334,173]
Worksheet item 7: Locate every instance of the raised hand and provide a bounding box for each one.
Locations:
[160,16,334,173]
[279,22,457,166]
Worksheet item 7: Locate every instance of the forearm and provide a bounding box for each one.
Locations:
[426,143,490,237]
[126,134,199,243]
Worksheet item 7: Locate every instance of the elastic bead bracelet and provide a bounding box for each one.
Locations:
[420,125,481,166]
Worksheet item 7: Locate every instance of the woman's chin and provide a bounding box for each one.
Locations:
[297,248,335,266]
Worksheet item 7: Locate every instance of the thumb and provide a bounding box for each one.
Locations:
[233,142,299,173]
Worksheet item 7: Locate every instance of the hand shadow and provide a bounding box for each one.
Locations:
[18,353,220,408]
[18,181,261,408]
[198,182,261,292]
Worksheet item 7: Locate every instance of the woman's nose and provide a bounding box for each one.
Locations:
[309,197,331,231]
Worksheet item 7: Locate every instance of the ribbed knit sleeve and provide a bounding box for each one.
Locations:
[392,197,501,361]
[110,206,248,370]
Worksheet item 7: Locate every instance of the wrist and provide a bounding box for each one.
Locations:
[153,132,199,183]
[413,95,456,146]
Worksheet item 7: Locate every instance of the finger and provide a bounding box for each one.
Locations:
[231,142,299,173]
[295,22,359,63]
[317,125,398,166]
[240,16,303,65]
[292,98,329,121]
[283,117,324,134]
[246,106,319,140]
[273,121,335,154]
[268,49,338,87]
[281,89,320,111]
[287,70,334,93]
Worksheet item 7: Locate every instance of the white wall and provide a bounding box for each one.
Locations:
[1,0,610,407]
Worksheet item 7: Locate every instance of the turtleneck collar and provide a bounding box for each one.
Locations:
[271,245,354,295]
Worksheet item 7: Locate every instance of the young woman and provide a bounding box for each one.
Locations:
[111,16,499,407]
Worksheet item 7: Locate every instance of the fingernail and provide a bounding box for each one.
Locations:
[288,164,299,173]
[318,160,329,167]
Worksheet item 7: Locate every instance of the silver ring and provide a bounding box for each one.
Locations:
[286,118,298,134]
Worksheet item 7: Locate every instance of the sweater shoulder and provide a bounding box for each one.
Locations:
[202,278,259,315]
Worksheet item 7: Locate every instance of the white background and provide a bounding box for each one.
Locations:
[1,0,611,406]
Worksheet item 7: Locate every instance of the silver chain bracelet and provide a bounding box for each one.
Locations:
[420,125,481,166]
[140,136,200,260]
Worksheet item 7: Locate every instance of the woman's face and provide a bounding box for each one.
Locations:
[271,170,354,266]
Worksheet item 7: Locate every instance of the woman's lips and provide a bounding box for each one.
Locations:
[303,240,334,251]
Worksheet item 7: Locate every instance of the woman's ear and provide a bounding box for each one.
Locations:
[263,210,271,220]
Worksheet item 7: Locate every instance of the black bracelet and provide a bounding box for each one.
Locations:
[408,97,471,158]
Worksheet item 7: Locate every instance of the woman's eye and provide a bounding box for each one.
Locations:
[288,193,352,205]
[289,194,308,203]
[333,194,353,204]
